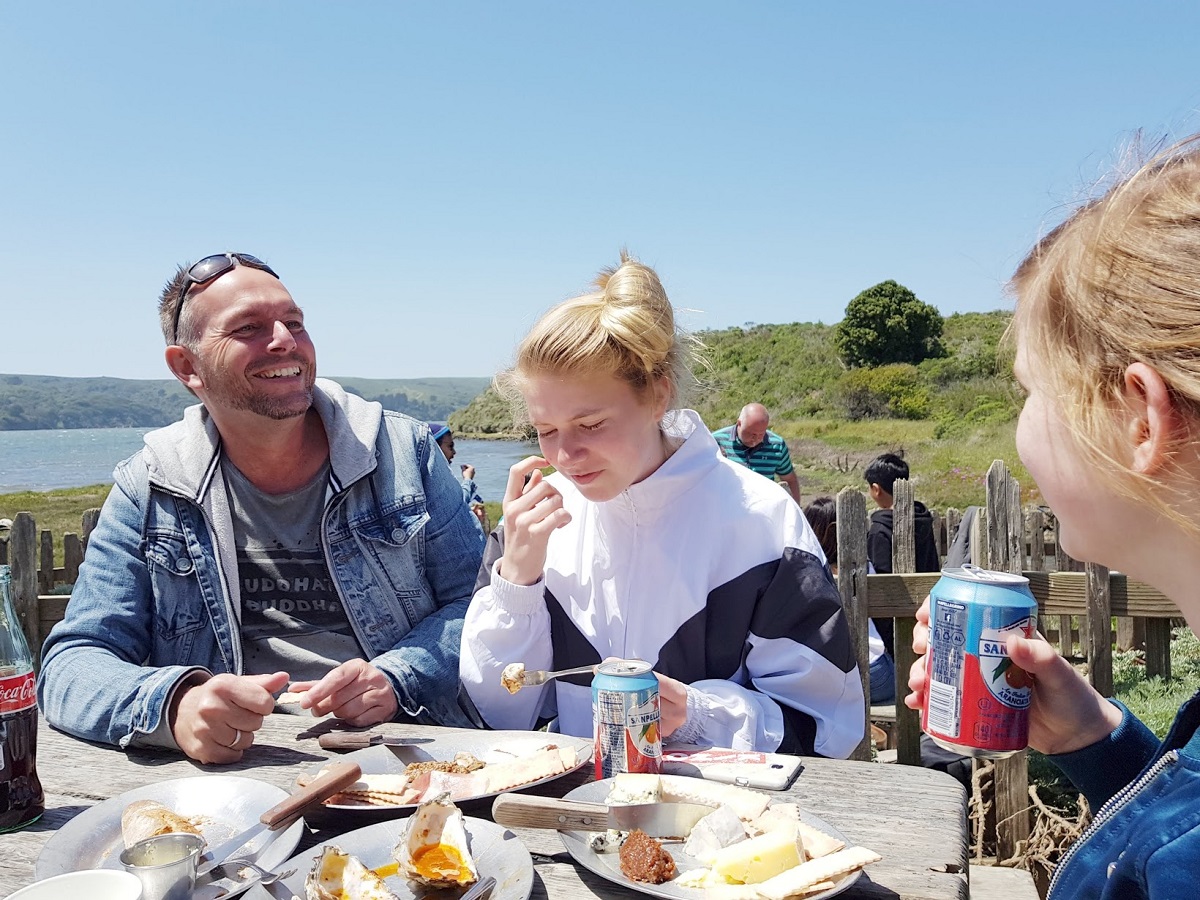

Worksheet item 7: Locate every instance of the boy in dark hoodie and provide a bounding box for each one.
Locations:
[864,452,940,657]
[864,452,969,788]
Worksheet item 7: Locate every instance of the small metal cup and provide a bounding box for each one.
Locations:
[118,834,204,900]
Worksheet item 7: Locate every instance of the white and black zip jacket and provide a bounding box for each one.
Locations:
[460,410,864,757]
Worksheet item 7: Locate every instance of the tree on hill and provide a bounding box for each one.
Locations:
[834,280,945,368]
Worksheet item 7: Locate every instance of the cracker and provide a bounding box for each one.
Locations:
[754,846,881,900]
[796,822,845,859]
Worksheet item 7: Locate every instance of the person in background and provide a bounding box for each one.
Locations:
[38,253,486,765]
[711,403,801,504]
[907,138,1200,898]
[803,497,895,703]
[863,452,940,659]
[460,252,863,756]
[430,423,488,532]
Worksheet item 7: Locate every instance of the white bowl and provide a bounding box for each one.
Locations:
[4,870,143,900]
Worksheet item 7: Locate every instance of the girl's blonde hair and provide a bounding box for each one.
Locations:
[497,251,701,416]
[1012,136,1200,522]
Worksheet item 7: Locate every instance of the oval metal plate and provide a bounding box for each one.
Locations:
[558,778,863,900]
[35,774,305,899]
[309,729,593,813]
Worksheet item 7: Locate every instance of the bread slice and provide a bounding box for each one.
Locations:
[121,799,203,849]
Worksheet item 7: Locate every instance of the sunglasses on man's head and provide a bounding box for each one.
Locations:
[171,252,280,344]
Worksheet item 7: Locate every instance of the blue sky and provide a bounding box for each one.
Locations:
[3,3,1200,381]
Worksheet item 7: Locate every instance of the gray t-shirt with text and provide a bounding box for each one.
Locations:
[224,460,365,681]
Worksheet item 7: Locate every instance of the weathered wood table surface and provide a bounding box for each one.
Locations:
[2,714,969,900]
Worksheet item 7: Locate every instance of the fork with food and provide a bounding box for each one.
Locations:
[500,662,597,694]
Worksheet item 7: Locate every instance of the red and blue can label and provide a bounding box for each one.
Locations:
[922,566,1038,758]
[593,659,662,778]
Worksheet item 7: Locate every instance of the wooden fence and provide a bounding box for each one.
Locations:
[3,463,1184,866]
[837,459,1180,864]
[0,509,100,668]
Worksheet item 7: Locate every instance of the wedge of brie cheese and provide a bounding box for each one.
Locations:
[682,804,747,865]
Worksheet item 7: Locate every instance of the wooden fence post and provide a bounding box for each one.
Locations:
[1026,507,1050,640]
[1086,562,1114,698]
[835,488,872,762]
[8,513,40,668]
[81,508,101,557]
[985,460,1032,862]
[63,534,84,584]
[930,509,945,558]
[39,530,54,595]
[1053,517,1082,655]
[945,508,961,561]
[890,480,921,767]
[1145,619,1172,680]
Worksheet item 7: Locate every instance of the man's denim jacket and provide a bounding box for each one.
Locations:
[37,380,486,748]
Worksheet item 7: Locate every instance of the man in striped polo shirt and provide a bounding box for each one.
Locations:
[712,403,801,504]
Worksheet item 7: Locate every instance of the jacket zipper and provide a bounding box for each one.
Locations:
[621,491,639,656]
[1046,749,1179,898]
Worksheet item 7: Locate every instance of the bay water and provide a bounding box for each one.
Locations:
[0,427,537,503]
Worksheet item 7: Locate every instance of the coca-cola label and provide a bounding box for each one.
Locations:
[0,672,36,715]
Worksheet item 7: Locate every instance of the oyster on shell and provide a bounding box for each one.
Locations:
[305,845,397,900]
[393,791,480,887]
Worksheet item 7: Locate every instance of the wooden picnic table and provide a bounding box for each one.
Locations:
[2,714,969,900]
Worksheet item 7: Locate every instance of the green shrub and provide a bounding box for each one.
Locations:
[835,364,930,421]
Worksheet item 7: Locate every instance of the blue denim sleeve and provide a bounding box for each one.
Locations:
[36,465,209,748]
[1049,699,1161,812]
[369,426,486,727]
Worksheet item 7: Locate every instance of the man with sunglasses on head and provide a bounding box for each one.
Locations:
[38,253,486,764]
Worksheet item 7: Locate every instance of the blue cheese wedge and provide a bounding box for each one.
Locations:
[606,773,662,805]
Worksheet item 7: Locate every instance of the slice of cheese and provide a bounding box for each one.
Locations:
[607,773,662,804]
[684,805,748,865]
[711,824,803,884]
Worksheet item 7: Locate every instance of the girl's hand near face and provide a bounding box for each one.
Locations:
[905,597,1124,756]
[498,457,572,586]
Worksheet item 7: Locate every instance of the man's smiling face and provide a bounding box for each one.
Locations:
[184,265,317,421]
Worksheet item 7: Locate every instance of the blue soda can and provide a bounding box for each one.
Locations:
[592,659,662,778]
[922,565,1039,758]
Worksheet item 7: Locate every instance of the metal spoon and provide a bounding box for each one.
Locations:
[517,664,597,688]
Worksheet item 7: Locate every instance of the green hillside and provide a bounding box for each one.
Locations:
[0,373,490,430]
[451,310,1016,437]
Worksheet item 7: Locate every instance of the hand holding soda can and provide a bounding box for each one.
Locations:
[921,565,1038,759]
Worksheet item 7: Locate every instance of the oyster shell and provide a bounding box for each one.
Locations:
[393,792,479,887]
[305,845,397,900]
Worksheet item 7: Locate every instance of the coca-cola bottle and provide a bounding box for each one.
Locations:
[0,564,43,831]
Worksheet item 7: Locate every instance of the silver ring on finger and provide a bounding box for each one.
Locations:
[229,729,242,748]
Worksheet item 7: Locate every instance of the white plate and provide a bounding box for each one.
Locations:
[310,729,593,812]
[35,775,305,899]
[245,815,533,900]
[558,778,863,900]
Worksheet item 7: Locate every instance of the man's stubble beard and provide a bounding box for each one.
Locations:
[195,356,315,421]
